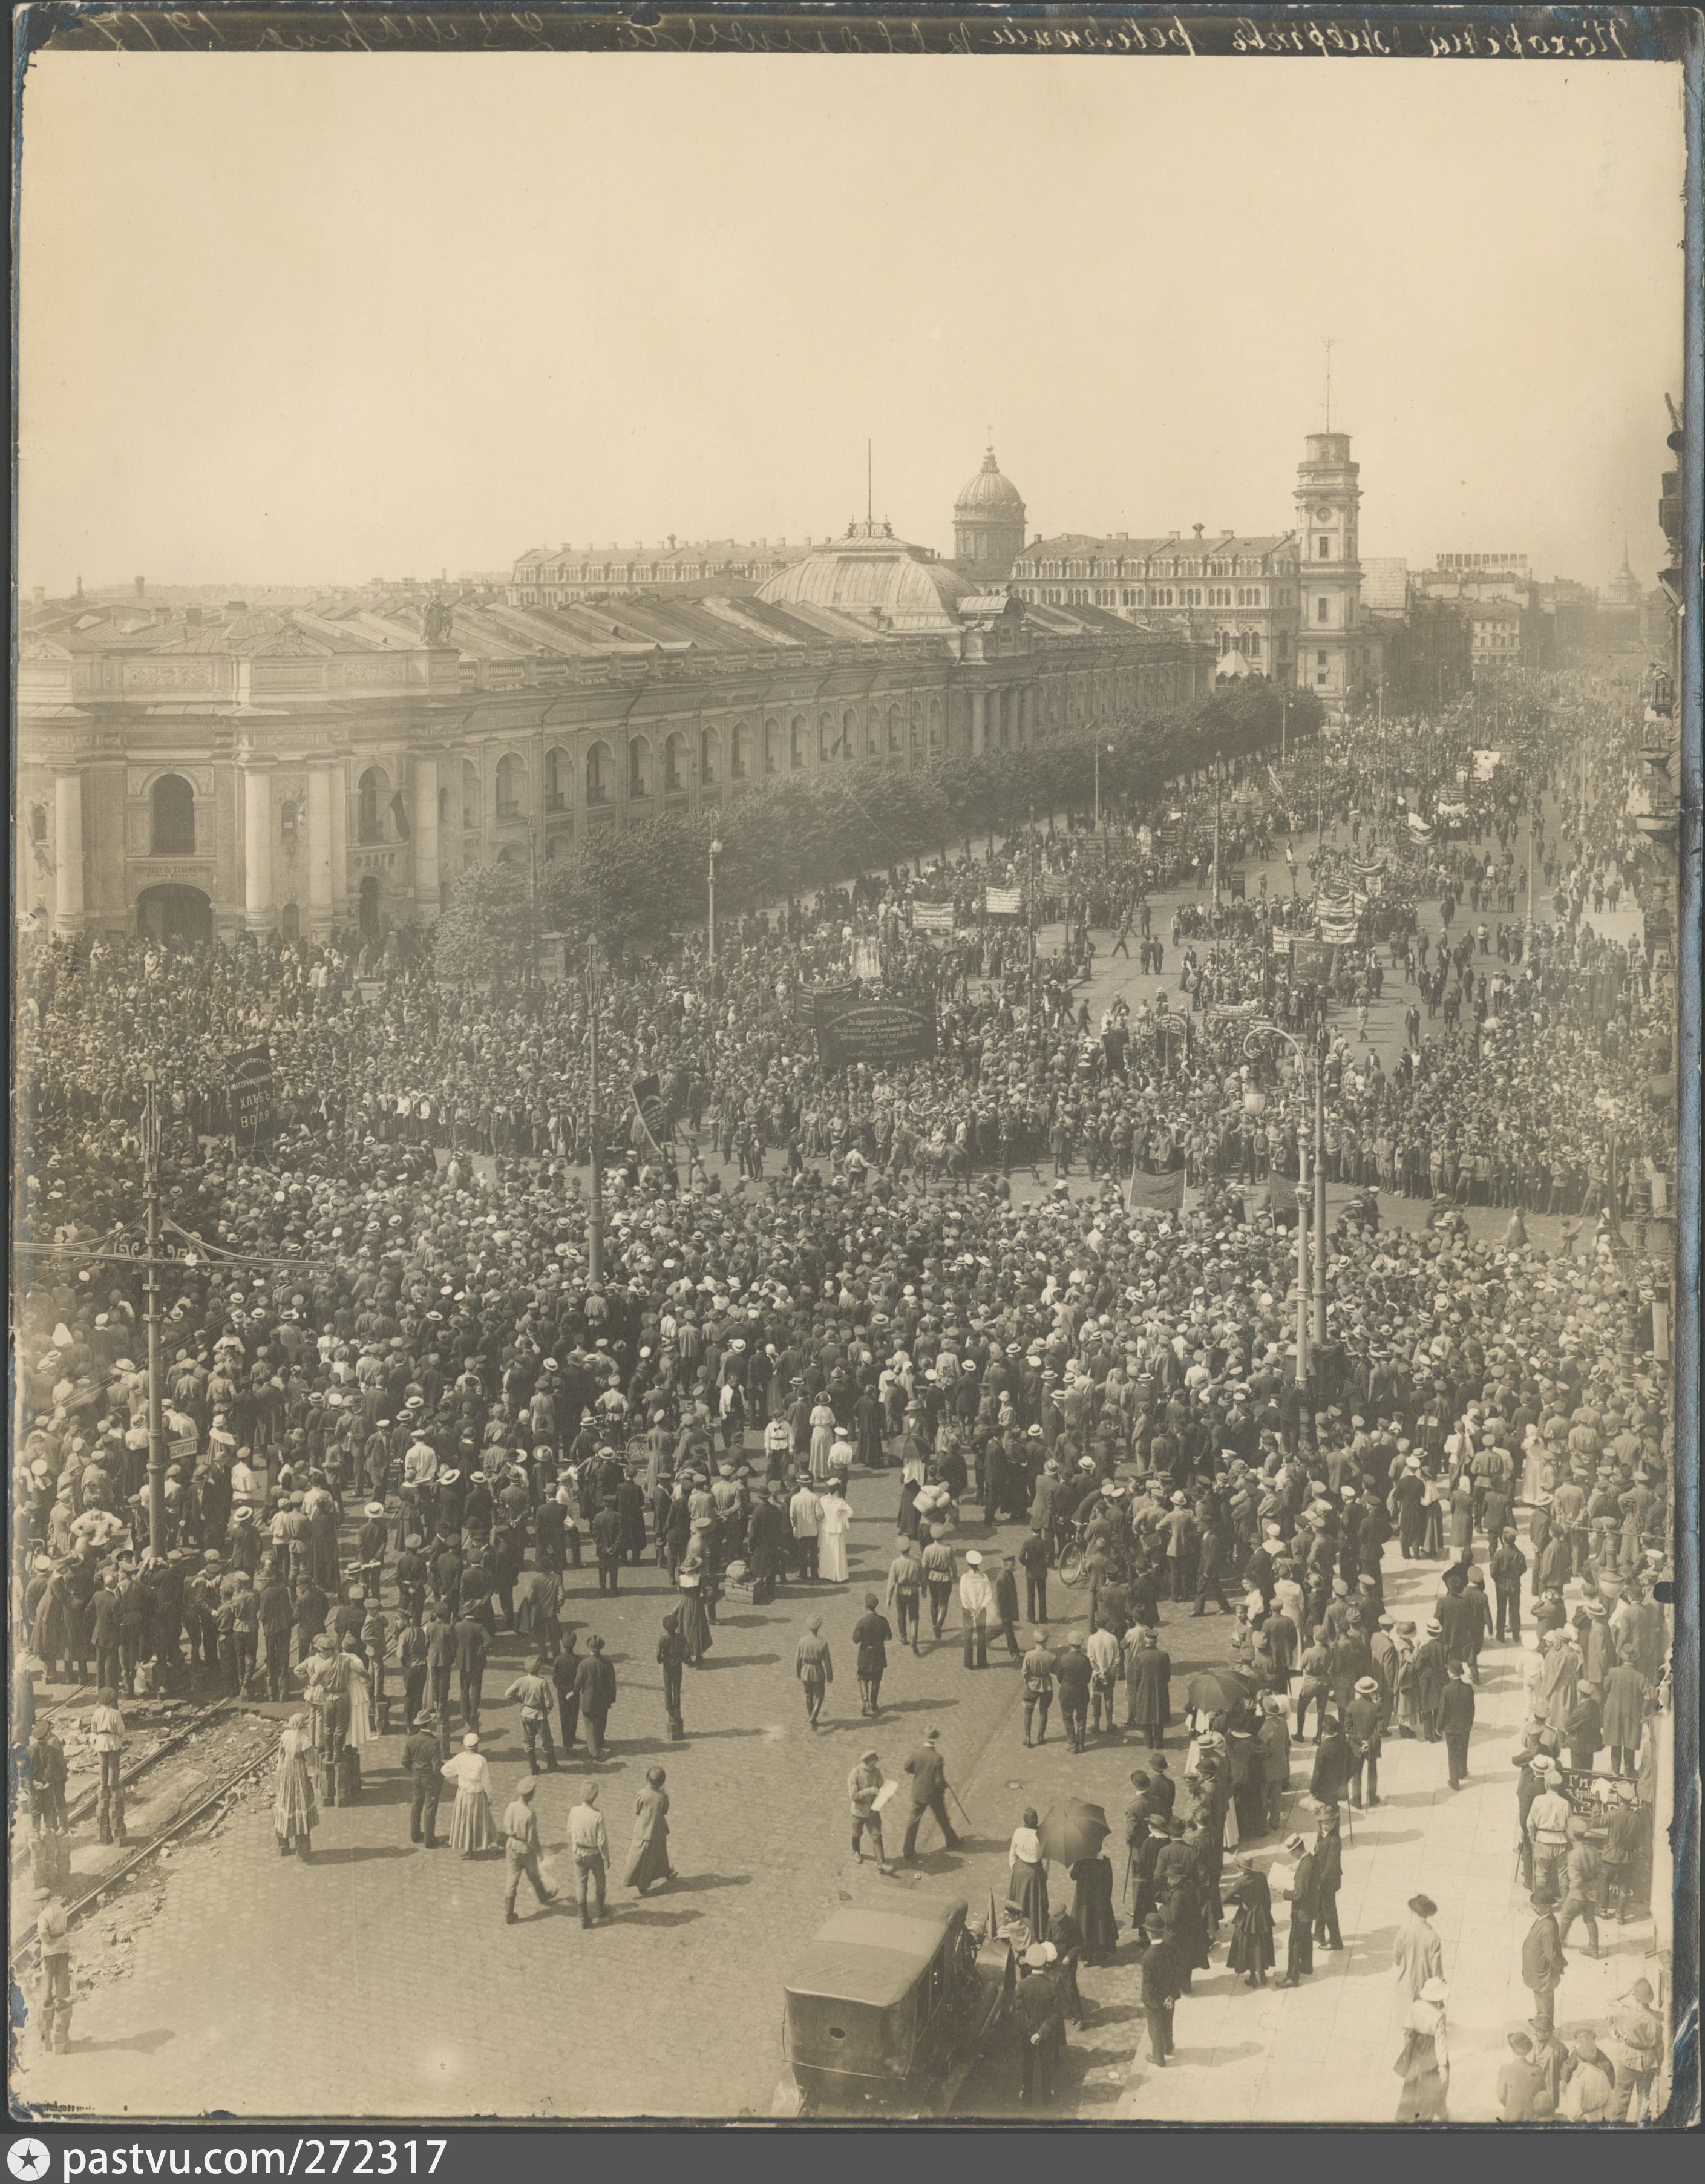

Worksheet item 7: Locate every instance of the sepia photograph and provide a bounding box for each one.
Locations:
[10,5,1697,2132]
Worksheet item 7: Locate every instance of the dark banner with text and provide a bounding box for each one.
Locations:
[816,1001,938,1070]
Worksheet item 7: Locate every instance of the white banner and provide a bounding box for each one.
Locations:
[984,885,1023,916]
[910,902,954,933]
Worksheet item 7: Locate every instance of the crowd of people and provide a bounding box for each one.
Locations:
[15,666,1678,2118]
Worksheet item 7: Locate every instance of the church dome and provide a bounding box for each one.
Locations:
[756,522,972,632]
[955,448,1025,517]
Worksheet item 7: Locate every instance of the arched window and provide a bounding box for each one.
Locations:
[27,804,47,848]
[628,736,654,799]
[278,799,298,846]
[910,701,923,752]
[586,740,613,806]
[887,706,901,753]
[545,746,569,812]
[819,715,833,765]
[790,715,805,769]
[280,902,300,944]
[730,721,752,782]
[357,766,390,845]
[462,760,482,831]
[151,773,196,856]
[663,731,687,795]
[496,753,527,821]
[764,718,781,775]
[701,724,721,786]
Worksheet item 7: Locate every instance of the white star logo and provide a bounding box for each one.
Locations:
[8,2144,52,2183]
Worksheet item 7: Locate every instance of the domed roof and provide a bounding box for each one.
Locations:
[756,523,973,632]
[955,448,1024,518]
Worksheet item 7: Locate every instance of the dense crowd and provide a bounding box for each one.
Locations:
[15,667,1678,2116]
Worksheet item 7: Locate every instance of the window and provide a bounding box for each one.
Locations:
[1318,536,1331,558]
[279,799,298,846]
[586,741,613,805]
[1317,597,1329,623]
[496,753,527,822]
[819,715,833,765]
[150,773,197,855]
[664,732,687,795]
[28,803,47,848]
[356,766,390,845]
[790,715,805,770]
[730,722,751,781]
[843,709,858,762]
[545,746,569,812]
[888,706,901,753]
[700,724,721,786]
[1317,651,1327,667]
[628,736,653,799]
[462,760,482,831]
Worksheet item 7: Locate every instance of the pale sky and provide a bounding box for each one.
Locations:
[17,52,1686,595]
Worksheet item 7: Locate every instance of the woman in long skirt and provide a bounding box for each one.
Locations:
[808,1402,836,1483]
[441,1731,496,1857]
[622,1767,676,1894]
[1008,1810,1050,1944]
[1222,1855,1276,1987]
[345,1651,378,1778]
[1070,1852,1121,1966]
[1394,1981,1450,2121]
[816,1483,852,1584]
[272,1714,319,1860]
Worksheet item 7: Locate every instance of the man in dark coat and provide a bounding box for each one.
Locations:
[1311,1805,1344,1950]
[1489,1529,1527,1640]
[1274,1830,1318,1986]
[1124,1627,1171,1746]
[591,1499,624,1594]
[1435,1659,1477,1789]
[1013,1946,1067,2106]
[1309,1716,1354,1807]
[402,1708,443,1847]
[1138,1912,1183,2064]
[1522,1889,1567,2041]
[1344,1676,1384,1808]
[900,1727,961,1860]
[574,1634,617,1759]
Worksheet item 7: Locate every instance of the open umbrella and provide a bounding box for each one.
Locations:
[1186,1668,1256,1714]
[1036,1797,1110,1866]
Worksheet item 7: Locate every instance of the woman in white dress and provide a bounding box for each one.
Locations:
[346,1650,378,1757]
[816,1481,853,1584]
[441,1731,496,1857]
[808,1402,836,1483]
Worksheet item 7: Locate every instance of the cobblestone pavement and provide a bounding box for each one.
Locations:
[18,804,1637,2123]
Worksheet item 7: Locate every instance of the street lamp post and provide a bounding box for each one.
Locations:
[585,943,605,1290]
[707,836,722,962]
[1218,1012,1322,1388]
[142,1071,167,1553]
[1093,739,1114,830]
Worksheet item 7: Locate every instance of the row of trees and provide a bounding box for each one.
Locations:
[431,678,1320,979]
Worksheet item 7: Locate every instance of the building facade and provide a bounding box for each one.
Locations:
[1009,526,1300,681]
[508,537,810,606]
[18,568,1211,945]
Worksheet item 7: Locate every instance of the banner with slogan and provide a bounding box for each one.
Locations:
[1472,749,1504,781]
[1290,939,1338,983]
[911,902,954,933]
[1406,812,1434,843]
[229,1043,278,1145]
[816,1000,938,1069]
[797,982,857,1037]
[984,884,1023,917]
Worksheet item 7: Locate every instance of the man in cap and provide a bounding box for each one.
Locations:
[958,1550,993,1670]
[1525,1757,1572,1900]
[848,1748,892,1872]
[1053,1634,1093,1754]
[502,1776,559,1924]
[795,1616,833,1727]
[565,1781,611,1929]
[34,1886,74,2053]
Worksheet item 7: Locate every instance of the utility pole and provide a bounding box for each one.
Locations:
[707,836,722,963]
[1295,1089,1311,1391]
[586,943,605,1290]
[142,1072,167,1553]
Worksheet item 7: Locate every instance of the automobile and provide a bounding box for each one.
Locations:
[774,1896,1014,2116]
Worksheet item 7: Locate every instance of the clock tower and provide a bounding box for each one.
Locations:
[1294,430,1378,721]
